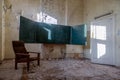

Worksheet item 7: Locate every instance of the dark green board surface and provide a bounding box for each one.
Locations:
[52,25,71,44]
[20,16,87,45]
[36,22,54,43]
[35,22,71,44]
[71,24,87,45]
[20,16,37,43]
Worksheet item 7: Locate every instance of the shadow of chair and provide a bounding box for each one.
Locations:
[12,41,40,71]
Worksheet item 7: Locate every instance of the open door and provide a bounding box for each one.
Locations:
[91,15,115,65]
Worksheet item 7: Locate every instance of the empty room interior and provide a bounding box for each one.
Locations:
[0,0,120,80]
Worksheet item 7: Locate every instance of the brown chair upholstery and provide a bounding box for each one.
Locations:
[12,41,40,71]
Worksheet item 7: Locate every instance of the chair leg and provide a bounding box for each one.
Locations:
[15,60,17,69]
[37,54,40,66]
[38,59,40,66]
[27,61,29,71]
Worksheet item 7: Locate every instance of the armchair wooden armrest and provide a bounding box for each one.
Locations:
[16,53,29,56]
[27,52,40,65]
[27,52,40,54]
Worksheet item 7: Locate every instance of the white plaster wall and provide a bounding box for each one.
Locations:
[0,0,4,62]
[66,0,83,25]
[0,0,2,61]
[2,0,5,61]
[66,45,83,53]
[83,0,120,66]
[66,45,83,58]
[41,0,66,24]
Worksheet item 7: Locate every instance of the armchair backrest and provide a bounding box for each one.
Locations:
[12,41,27,54]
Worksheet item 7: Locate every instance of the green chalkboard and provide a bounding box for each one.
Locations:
[53,25,71,44]
[71,24,87,45]
[36,22,54,43]
[20,16,71,44]
[20,16,87,45]
[20,16,37,43]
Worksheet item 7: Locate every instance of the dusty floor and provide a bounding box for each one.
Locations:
[0,59,120,80]
[0,60,23,80]
[28,59,120,80]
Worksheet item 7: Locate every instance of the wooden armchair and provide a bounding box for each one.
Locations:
[12,41,40,71]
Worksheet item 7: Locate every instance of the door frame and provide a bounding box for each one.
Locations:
[90,14,116,65]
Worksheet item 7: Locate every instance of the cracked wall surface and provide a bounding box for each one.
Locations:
[0,0,2,62]
[0,0,4,62]
[67,0,83,25]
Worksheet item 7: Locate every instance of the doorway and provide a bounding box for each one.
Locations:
[91,15,115,65]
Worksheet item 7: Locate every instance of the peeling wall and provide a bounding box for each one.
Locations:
[2,0,5,61]
[3,0,84,59]
[41,0,66,24]
[66,45,83,58]
[0,0,2,61]
[42,44,66,59]
[83,0,120,66]
[67,0,84,25]
[4,0,41,59]
[0,0,4,62]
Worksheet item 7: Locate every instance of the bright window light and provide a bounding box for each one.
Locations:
[37,12,57,24]
[91,25,106,40]
[97,43,106,59]
[43,27,52,40]
[96,26,106,40]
